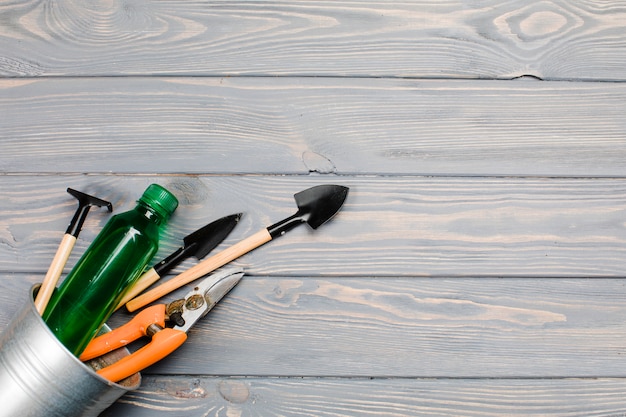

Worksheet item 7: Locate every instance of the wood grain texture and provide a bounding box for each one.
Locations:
[2,78,626,177]
[2,1,626,415]
[102,376,626,417]
[124,276,626,378]
[1,1,626,80]
[4,272,626,379]
[1,175,626,278]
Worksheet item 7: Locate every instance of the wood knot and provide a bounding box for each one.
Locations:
[218,380,250,404]
[302,151,337,174]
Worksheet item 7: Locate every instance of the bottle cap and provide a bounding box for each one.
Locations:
[139,184,179,218]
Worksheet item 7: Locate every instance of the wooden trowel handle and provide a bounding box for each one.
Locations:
[115,267,160,311]
[35,234,77,314]
[126,229,272,312]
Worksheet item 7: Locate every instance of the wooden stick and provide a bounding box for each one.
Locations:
[34,234,76,314]
[126,229,272,312]
[115,267,160,311]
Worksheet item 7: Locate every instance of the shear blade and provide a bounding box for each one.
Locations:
[173,268,244,333]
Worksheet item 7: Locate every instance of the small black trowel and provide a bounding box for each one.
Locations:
[115,213,242,310]
[126,184,349,312]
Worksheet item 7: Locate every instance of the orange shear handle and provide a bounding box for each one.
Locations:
[97,328,187,383]
[80,304,167,361]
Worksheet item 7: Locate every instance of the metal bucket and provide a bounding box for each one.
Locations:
[0,285,141,417]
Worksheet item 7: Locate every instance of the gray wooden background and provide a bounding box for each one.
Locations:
[2,1,626,415]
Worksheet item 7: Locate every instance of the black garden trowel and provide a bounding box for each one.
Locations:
[126,184,349,312]
[115,213,242,310]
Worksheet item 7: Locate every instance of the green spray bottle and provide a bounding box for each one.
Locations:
[43,184,178,356]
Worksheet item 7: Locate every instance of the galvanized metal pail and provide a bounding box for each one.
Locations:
[0,285,141,417]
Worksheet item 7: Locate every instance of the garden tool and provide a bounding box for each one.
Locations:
[35,188,113,314]
[115,213,242,310]
[80,268,244,383]
[126,184,349,312]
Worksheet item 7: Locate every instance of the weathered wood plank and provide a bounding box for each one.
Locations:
[102,376,626,417]
[2,0,624,415]
[135,276,626,378]
[2,78,626,177]
[5,272,626,378]
[1,1,625,80]
[1,175,626,278]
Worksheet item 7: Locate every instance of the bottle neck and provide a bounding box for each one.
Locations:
[135,201,169,225]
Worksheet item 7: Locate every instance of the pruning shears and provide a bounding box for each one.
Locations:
[80,268,244,382]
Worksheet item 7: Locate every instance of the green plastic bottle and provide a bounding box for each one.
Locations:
[43,184,178,356]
